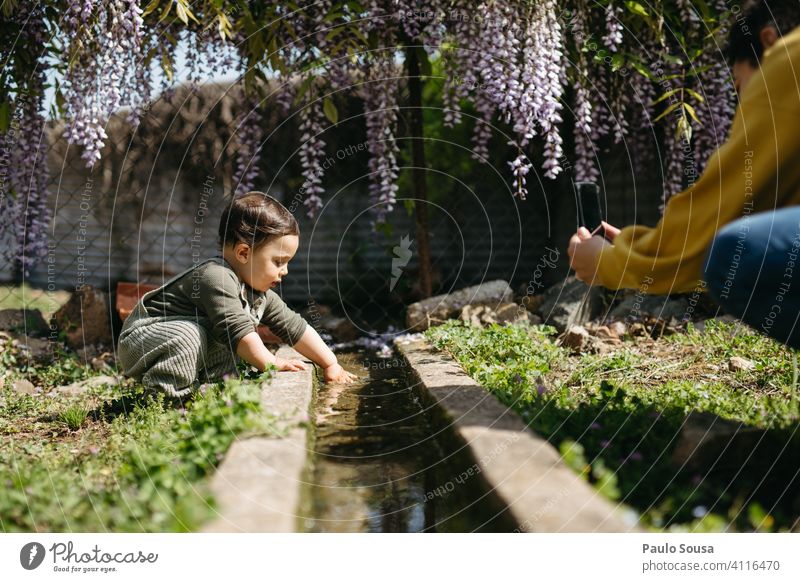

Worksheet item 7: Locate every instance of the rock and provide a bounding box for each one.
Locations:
[561,325,590,351]
[608,294,689,323]
[536,276,606,333]
[319,316,359,343]
[608,321,627,337]
[520,293,546,314]
[494,302,523,322]
[301,302,332,323]
[53,285,114,350]
[0,308,50,337]
[302,304,358,343]
[91,355,116,372]
[406,280,515,331]
[590,324,622,345]
[325,316,358,343]
[57,374,121,397]
[12,379,37,395]
[75,345,116,371]
[459,302,533,327]
[12,334,55,365]
[729,356,756,372]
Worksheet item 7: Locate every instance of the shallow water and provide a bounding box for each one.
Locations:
[298,348,516,532]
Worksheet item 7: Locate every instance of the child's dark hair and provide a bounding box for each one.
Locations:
[218,191,299,250]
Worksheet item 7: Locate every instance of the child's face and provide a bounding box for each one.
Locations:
[229,234,299,292]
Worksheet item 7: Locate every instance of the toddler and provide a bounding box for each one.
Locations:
[118,191,357,398]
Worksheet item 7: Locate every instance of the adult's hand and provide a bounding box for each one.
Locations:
[600,220,621,240]
[567,225,614,285]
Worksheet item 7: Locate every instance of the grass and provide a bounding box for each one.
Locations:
[0,283,71,319]
[0,336,285,532]
[425,318,800,532]
[57,405,90,431]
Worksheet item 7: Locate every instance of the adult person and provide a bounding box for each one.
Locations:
[567,0,800,322]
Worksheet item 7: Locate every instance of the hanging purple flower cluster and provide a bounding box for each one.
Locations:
[362,5,400,223]
[452,0,566,194]
[692,0,736,173]
[567,5,600,183]
[63,0,146,168]
[267,1,341,218]
[602,2,624,52]
[2,0,742,248]
[298,94,327,217]
[232,87,264,197]
[1,3,51,277]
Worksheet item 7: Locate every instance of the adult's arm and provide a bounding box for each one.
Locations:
[596,31,800,294]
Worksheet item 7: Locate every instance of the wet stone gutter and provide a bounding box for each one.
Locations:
[395,336,643,533]
[201,345,314,532]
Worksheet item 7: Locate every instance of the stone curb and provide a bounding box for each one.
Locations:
[201,345,314,532]
[395,336,643,532]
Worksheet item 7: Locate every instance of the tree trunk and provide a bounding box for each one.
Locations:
[405,47,433,299]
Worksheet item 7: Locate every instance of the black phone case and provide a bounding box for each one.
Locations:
[575,181,604,231]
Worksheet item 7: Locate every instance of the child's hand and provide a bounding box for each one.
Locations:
[274,357,309,372]
[323,362,358,384]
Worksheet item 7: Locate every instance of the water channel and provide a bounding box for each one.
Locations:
[298,347,517,532]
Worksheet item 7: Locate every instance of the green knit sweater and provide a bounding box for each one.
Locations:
[142,256,308,348]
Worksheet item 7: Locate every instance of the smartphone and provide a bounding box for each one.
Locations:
[573,180,605,235]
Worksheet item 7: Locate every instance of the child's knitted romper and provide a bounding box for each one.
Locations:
[117,256,304,398]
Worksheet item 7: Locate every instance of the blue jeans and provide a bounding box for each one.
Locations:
[704,207,800,349]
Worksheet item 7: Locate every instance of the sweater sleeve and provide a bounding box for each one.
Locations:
[190,263,256,348]
[596,31,800,294]
[260,290,308,345]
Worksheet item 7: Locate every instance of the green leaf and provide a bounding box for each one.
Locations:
[625,1,649,17]
[175,3,188,25]
[677,113,692,143]
[323,97,338,124]
[682,102,700,124]
[217,14,232,40]
[157,0,173,23]
[142,0,161,17]
[628,59,655,80]
[661,53,684,66]
[653,101,682,122]
[161,52,173,82]
[375,221,393,238]
[651,88,682,106]
[182,2,200,24]
[325,27,344,42]
[684,88,705,103]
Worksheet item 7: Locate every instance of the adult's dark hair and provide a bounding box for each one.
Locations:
[218,191,299,250]
[726,0,800,66]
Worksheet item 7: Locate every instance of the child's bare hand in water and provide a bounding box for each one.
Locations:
[323,362,357,384]
[274,357,308,372]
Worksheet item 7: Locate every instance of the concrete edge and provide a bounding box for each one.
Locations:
[395,336,644,533]
[200,345,314,532]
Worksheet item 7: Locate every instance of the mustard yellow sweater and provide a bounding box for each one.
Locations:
[597,26,800,294]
